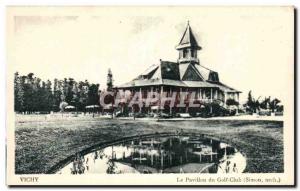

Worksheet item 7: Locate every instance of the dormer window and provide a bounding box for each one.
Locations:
[208,72,219,82]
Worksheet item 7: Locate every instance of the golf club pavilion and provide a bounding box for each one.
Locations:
[114,22,241,114]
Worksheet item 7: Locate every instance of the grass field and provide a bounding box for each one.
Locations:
[14,116,283,174]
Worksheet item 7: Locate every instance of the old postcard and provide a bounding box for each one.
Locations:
[6,6,294,186]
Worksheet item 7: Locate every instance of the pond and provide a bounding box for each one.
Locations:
[57,134,246,174]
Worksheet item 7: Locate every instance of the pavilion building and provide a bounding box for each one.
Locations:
[115,22,241,114]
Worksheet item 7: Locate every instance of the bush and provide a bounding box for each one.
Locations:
[195,102,233,117]
[226,99,239,106]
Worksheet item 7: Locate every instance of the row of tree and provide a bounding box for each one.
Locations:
[244,91,283,113]
[14,72,111,113]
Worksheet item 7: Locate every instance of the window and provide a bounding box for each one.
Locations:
[183,49,187,58]
[205,90,211,99]
[191,50,194,57]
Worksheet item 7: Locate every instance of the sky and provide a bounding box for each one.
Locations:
[8,7,294,103]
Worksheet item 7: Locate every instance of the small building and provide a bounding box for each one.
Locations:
[115,22,241,114]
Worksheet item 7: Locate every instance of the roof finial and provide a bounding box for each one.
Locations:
[176,20,201,50]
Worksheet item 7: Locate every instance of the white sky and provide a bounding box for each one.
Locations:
[8,7,294,103]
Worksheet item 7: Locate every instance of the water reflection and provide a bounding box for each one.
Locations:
[58,135,246,174]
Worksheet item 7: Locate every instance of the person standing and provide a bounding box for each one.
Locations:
[86,157,89,171]
[232,163,238,173]
[225,161,231,173]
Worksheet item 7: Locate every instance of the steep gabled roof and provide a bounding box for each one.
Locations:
[194,64,219,82]
[176,22,201,50]
[140,64,159,76]
[182,64,203,81]
[179,64,189,79]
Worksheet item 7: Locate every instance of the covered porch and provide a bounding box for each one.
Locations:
[114,85,240,115]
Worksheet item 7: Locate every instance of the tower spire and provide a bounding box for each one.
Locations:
[176,21,201,50]
[176,22,201,64]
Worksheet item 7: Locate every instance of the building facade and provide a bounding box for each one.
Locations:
[115,22,241,115]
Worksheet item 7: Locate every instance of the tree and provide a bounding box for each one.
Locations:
[66,78,75,105]
[71,82,79,112]
[107,68,113,91]
[277,105,284,112]
[78,81,89,112]
[14,72,25,112]
[14,72,19,111]
[259,97,270,110]
[87,84,100,106]
[245,91,254,113]
[245,91,260,113]
[14,72,102,113]
[62,78,68,102]
[269,98,281,112]
[38,81,46,111]
[45,80,53,112]
[254,99,260,113]
[34,77,43,112]
[53,79,61,111]
[23,73,35,113]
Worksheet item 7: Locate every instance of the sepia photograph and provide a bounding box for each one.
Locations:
[5,6,295,186]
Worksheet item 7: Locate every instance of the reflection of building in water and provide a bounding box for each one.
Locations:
[109,136,235,173]
[58,135,246,174]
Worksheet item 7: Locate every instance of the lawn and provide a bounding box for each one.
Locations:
[14,116,283,174]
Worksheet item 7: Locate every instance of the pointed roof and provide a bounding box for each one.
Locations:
[176,22,201,50]
[182,64,203,81]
